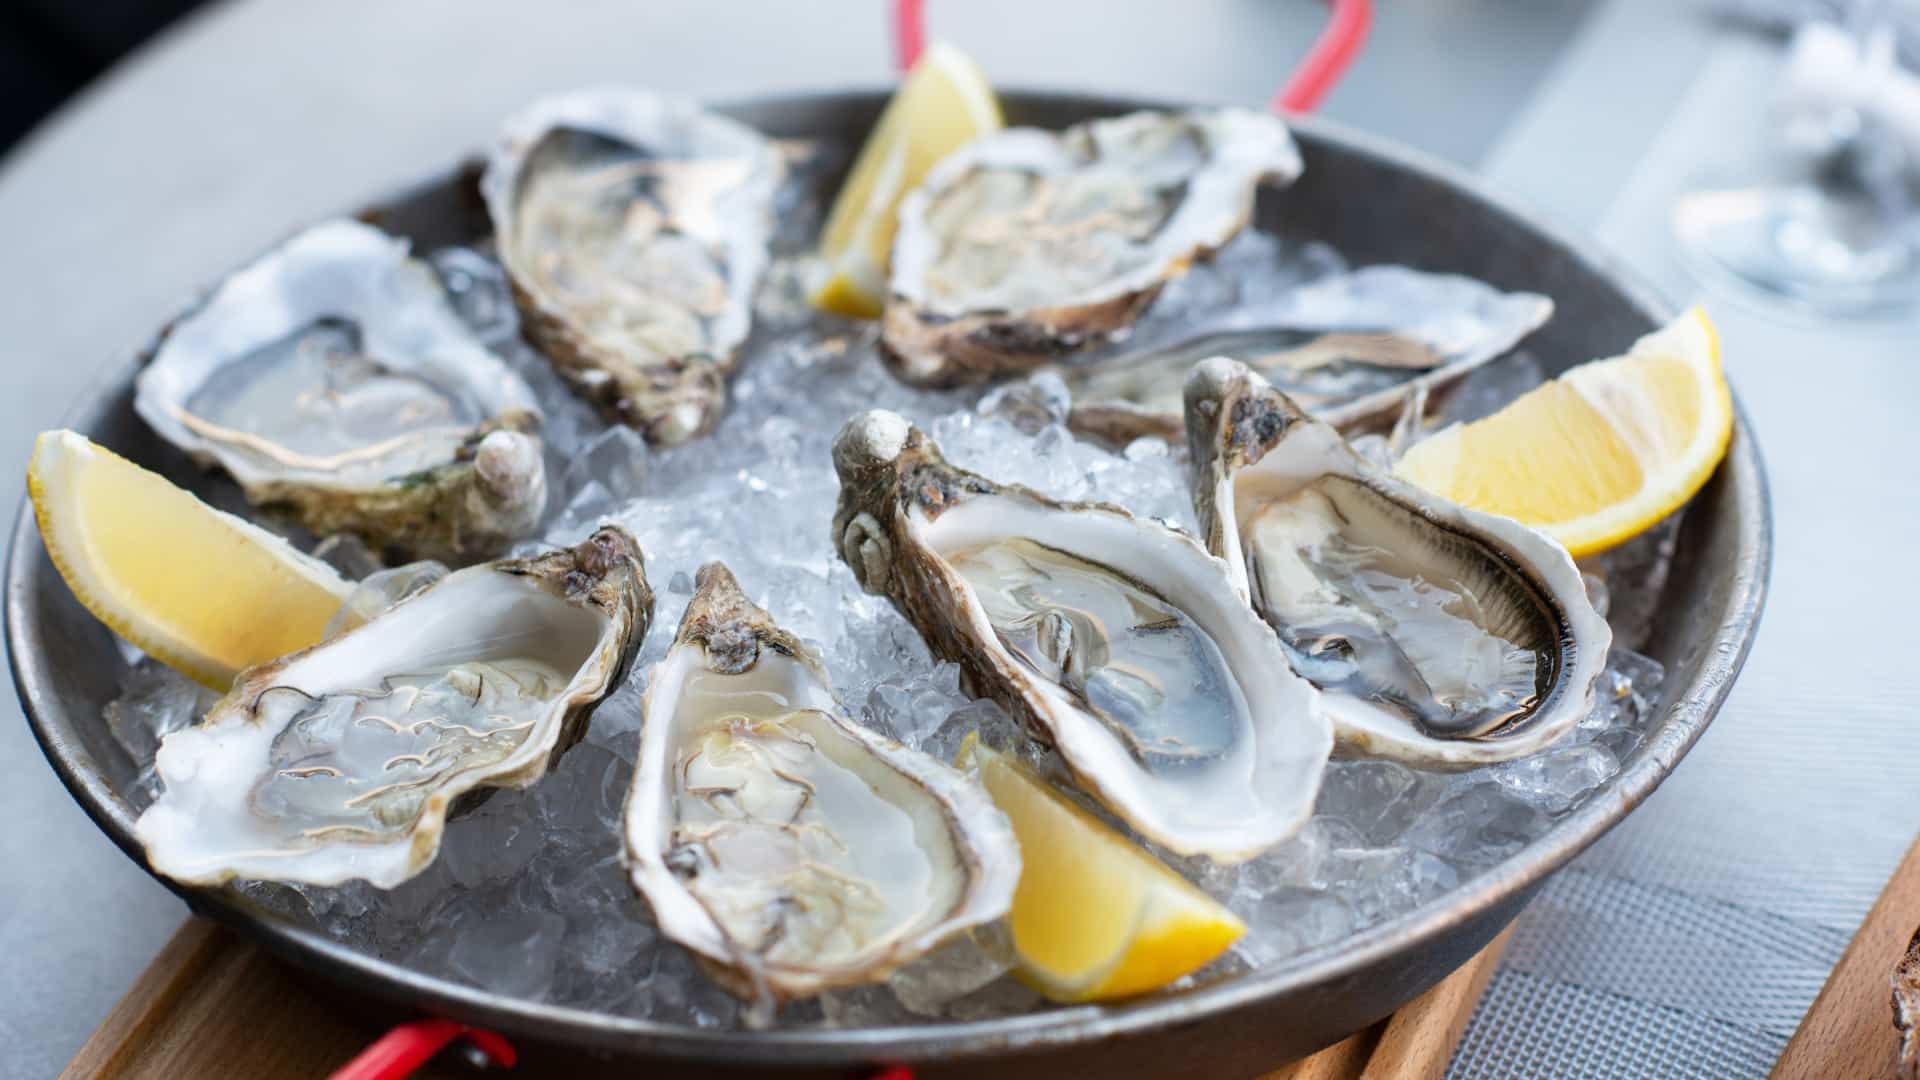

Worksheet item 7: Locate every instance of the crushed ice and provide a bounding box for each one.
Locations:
[103,216,1679,1030]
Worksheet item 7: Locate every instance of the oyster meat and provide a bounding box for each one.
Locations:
[135,527,651,887]
[623,562,1017,1002]
[1183,357,1610,765]
[135,219,548,564]
[882,109,1301,387]
[484,88,783,446]
[1060,266,1553,446]
[832,410,1330,861]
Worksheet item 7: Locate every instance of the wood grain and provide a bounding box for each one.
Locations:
[1358,926,1512,1080]
[60,918,460,1080]
[1261,926,1513,1080]
[1772,834,1920,1080]
[73,916,1513,1078]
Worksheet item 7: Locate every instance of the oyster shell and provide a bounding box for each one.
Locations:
[1183,357,1610,765]
[483,88,783,446]
[135,219,548,564]
[831,410,1330,861]
[882,109,1301,387]
[135,527,651,887]
[1060,267,1554,446]
[623,562,1017,1001]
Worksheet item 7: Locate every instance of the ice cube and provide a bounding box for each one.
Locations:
[448,910,567,999]
[1402,782,1551,867]
[1492,743,1619,814]
[886,926,1015,1016]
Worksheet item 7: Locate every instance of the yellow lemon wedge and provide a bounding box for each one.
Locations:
[810,42,1001,319]
[1393,306,1733,559]
[960,737,1245,1002]
[27,430,354,690]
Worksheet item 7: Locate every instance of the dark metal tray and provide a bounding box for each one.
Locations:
[6,90,1771,1077]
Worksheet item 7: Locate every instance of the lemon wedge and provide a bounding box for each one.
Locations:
[960,737,1245,1002]
[28,430,354,690]
[1393,307,1733,558]
[810,42,1001,319]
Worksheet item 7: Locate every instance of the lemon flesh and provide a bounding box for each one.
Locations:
[1394,307,1733,558]
[27,430,353,690]
[961,738,1245,1002]
[811,42,1001,319]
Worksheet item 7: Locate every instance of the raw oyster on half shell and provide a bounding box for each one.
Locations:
[483,88,783,446]
[1183,357,1610,766]
[882,109,1301,387]
[135,527,651,887]
[1059,266,1554,447]
[623,562,1017,1002]
[831,410,1330,862]
[135,219,548,564]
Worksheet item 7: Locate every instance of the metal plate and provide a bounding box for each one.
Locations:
[4,90,1770,1076]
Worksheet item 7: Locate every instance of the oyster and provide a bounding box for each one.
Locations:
[483,88,783,446]
[135,219,548,563]
[1896,923,1920,1079]
[1183,357,1610,765]
[623,562,1016,1002]
[882,109,1301,387]
[1060,267,1554,446]
[831,410,1330,861]
[135,527,651,887]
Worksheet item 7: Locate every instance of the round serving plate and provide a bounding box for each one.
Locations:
[7,90,1770,1077]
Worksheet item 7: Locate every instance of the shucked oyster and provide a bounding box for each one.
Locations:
[1060,266,1554,446]
[623,562,1016,1002]
[483,88,783,446]
[832,411,1330,861]
[882,109,1301,387]
[1183,358,1610,766]
[136,527,651,887]
[135,220,548,564]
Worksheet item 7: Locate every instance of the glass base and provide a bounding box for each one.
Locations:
[1672,183,1920,318]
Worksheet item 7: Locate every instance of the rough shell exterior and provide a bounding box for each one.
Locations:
[1182,356,1611,766]
[623,561,1018,1001]
[880,109,1302,388]
[831,411,1329,859]
[252,414,547,565]
[481,88,782,447]
[134,526,652,888]
[133,219,549,565]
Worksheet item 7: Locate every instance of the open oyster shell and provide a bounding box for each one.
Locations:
[831,410,1330,862]
[134,219,548,564]
[881,109,1301,388]
[623,562,1017,1002]
[1183,357,1610,766]
[483,88,783,446]
[1059,267,1554,446]
[135,527,651,887]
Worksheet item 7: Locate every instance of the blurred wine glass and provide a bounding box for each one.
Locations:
[1675,0,1920,316]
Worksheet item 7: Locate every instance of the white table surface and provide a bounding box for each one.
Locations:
[2,2,1909,1077]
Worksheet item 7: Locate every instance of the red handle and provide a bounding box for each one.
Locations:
[328,1018,516,1080]
[890,0,1372,117]
[893,0,928,73]
[1273,0,1374,114]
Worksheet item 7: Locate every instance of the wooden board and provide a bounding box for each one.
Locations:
[67,919,1512,1079]
[1772,833,1920,1080]
[58,919,448,1080]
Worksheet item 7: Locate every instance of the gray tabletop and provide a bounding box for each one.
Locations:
[0,1,1909,1077]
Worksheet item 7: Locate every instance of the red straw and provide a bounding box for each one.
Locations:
[1273,0,1373,114]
